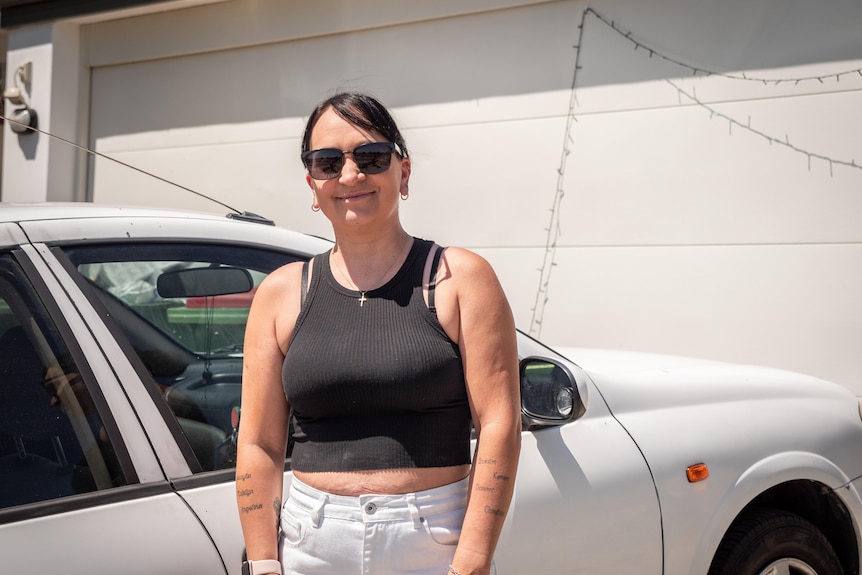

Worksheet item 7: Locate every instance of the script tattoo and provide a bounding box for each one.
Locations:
[477,457,497,465]
[484,505,505,517]
[475,484,496,492]
[237,474,262,514]
[493,471,510,481]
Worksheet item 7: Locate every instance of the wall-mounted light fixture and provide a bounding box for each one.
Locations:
[3,61,37,135]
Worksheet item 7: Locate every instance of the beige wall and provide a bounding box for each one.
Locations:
[6,0,862,390]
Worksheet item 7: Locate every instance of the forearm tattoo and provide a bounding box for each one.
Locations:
[484,505,505,516]
[237,472,263,515]
[241,503,263,514]
[237,473,254,499]
[474,456,511,514]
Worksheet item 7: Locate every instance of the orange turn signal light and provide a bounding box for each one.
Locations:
[686,463,709,483]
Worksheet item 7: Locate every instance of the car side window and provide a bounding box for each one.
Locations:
[0,254,128,509]
[61,244,299,473]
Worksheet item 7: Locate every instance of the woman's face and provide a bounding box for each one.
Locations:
[305,108,410,229]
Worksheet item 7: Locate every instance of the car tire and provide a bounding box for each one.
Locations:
[708,508,844,575]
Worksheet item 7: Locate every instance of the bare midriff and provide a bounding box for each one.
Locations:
[293,464,471,496]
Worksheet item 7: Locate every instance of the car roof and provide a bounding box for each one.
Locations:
[0,202,333,255]
[0,202,229,224]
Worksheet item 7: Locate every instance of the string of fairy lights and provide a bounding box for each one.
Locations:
[528,6,862,338]
[586,7,862,86]
[667,79,860,176]
[528,8,590,338]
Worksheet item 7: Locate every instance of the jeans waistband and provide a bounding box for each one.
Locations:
[285,475,469,527]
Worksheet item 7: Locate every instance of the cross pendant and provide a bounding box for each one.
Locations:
[358,292,367,307]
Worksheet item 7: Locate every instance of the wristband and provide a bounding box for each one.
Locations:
[241,559,282,575]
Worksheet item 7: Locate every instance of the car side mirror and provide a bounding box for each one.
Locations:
[157,266,253,298]
[520,356,586,430]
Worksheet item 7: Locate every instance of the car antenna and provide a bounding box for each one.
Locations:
[0,112,275,225]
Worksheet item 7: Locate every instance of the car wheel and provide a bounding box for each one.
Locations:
[708,508,844,575]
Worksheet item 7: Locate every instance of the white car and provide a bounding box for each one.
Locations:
[1,203,860,575]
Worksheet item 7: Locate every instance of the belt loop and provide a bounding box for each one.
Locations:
[406,493,421,529]
[311,493,327,528]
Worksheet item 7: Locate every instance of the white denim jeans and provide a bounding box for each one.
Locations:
[279,475,492,575]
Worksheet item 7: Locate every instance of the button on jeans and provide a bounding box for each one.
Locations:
[279,475,492,575]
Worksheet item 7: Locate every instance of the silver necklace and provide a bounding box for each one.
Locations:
[331,240,411,306]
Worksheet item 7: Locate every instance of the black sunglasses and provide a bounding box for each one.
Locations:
[301,141,403,180]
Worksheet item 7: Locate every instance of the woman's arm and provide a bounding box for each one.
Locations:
[437,249,521,575]
[235,263,302,568]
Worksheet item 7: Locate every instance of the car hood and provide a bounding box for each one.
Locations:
[552,346,857,414]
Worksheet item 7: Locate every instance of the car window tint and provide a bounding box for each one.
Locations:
[62,244,300,473]
[0,255,128,509]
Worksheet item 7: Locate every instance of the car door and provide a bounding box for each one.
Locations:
[494,335,664,574]
[0,232,227,574]
[41,235,306,574]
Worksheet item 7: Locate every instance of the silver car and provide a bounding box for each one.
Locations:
[1,203,861,574]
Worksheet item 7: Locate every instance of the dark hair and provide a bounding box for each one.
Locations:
[301,92,409,158]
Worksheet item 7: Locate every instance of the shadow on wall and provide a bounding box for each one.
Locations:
[87,0,862,136]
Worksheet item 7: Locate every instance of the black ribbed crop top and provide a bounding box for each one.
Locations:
[282,238,471,472]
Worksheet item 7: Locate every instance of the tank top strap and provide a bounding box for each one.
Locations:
[426,244,445,313]
[291,250,330,348]
[300,260,309,306]
[301,251,331,305]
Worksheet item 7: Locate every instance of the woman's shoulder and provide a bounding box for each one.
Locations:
[432,245,503,304]
[267,258,306,282]
[437,245,496,278]
[255,259,305,301]
[431,245,511,337]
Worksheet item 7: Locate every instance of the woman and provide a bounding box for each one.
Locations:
[236,92,520,575]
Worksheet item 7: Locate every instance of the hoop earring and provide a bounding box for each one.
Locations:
[311,202,320,212]
[400,185,409,201]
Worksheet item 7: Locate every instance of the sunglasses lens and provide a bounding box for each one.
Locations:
[353,142,395,175]
[303,142,397,179]
[305,149,344,180]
